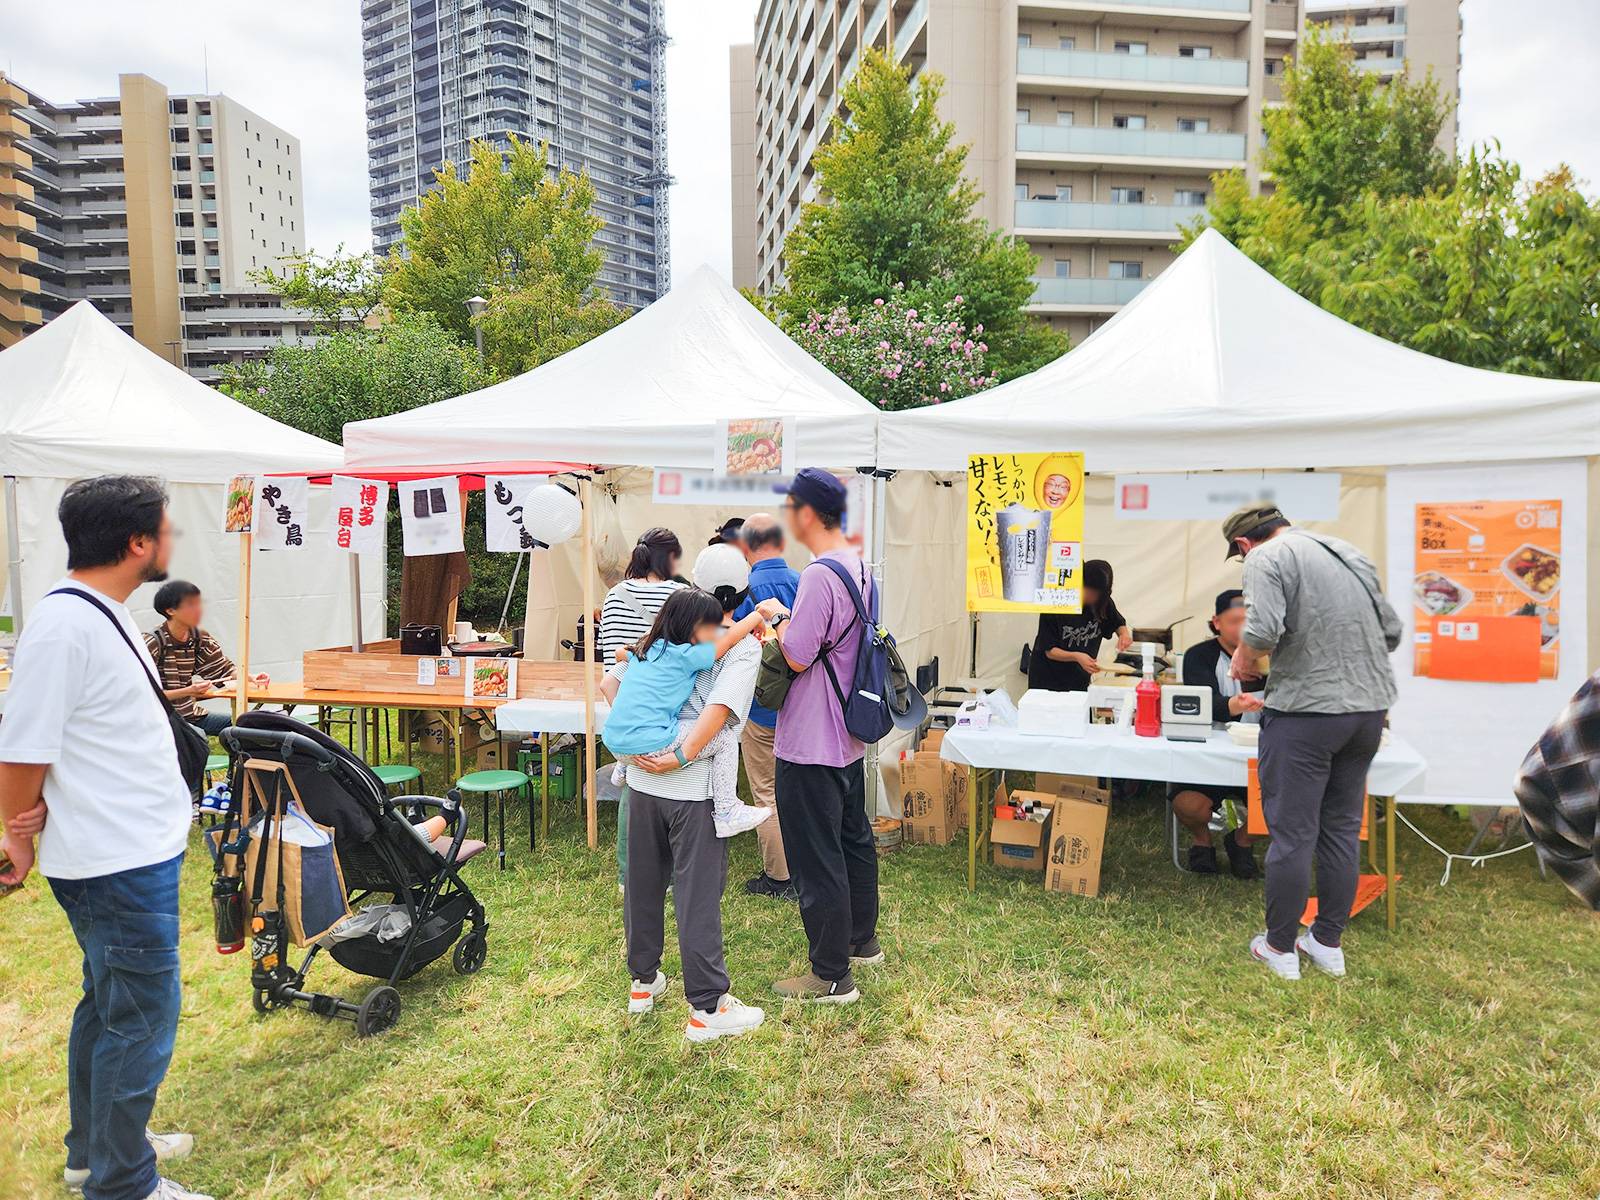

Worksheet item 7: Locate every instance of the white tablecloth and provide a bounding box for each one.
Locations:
[493,697,609,736]
[940,724,1427,795]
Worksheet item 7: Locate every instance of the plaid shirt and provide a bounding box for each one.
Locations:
[143,624,235,719]
[1514,670,1600,910]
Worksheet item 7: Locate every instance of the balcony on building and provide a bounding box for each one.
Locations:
[1016,122,1246,172]
[1013,197,1202,242]
[1016,46,1248,102]
[1352,54,1405,75]
[1018,0,1251,34]
[1027,274,1149,313]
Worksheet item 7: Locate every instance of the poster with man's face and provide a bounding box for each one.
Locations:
[966,452,1085,613]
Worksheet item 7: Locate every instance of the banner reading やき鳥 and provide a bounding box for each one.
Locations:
[966,453,1085,613]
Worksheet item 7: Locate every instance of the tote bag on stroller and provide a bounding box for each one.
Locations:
[242,798,352,947]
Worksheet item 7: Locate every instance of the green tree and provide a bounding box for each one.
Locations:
[383,136,623,374]
[251,248,387,332]
[1303,154,1600,381]
[775,49,1065,383]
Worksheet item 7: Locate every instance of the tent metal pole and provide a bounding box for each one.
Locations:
[349,555,366,760]
[864,471,889,821]
[580,477,599,850]
[4,475,23,634]
[496,550,526,636]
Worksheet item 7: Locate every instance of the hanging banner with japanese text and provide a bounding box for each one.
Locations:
[484,475,546,552]
[1412,498,1561,682]
[330,475,388,555]
[966,452,1085,613]
[254,476,309,551]
[397,476,463,557]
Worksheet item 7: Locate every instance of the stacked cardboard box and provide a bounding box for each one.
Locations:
[897,729,969,845]
[1042,779,1111,897]
[992,785,1056,871]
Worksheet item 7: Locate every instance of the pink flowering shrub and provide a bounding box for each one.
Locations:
[790,286,999,411]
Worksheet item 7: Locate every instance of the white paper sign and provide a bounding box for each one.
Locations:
[330,475,388,555]
[398,476,463,556]
[484,475,546,552]
[1114,472,1342,521]
[254,476,309,551]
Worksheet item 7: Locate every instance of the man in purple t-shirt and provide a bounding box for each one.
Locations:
[765,468,882,1005]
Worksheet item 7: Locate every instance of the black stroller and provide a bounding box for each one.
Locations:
[213,711,489,1037]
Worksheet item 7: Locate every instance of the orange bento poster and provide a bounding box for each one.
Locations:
[1413,500,1561,681]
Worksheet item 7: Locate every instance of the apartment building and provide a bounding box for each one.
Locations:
[736,0,1308,344]
[1306,0,1461,148]
[362,0,670,309]
[0,71,314,380]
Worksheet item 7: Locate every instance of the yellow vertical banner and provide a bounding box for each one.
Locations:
[966,452,1085,613]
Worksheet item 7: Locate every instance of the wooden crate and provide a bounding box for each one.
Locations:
[302,643,591,701]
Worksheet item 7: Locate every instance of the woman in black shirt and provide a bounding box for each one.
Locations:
[1027,560,1132,692]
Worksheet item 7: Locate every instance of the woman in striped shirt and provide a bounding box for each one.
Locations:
[598,527,685,664]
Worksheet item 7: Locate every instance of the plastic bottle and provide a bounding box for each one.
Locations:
[1134,644,1162,739]
[212,874,245,954]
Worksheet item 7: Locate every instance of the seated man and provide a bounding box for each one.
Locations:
[144,580,264,737]
[1168,589,1265,878]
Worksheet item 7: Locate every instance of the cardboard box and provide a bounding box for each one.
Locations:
[919,727,946,754]
[1035,772,1102,798]
[1043,789,1111,897]
[992,788,1054,871]
[474,741,507,773]
[899,752,969,845]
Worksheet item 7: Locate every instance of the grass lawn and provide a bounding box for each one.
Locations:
[2,753,1598,1200]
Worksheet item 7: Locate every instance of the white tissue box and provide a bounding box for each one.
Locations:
[1018,689,1088,738]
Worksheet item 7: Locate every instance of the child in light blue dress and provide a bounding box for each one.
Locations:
[604,588,779,837]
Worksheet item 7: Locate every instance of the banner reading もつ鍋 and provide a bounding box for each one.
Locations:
[966,453,1085,613]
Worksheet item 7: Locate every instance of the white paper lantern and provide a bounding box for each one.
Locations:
[521,481,583,547]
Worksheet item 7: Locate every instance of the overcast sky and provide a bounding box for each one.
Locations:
[3,0,1594,280]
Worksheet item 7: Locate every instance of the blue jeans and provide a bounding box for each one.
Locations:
[47,853,185,1200]
[193,710,232,737]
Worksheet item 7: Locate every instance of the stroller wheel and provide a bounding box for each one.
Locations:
[252,987,291,1014]
[356,985,401,1037]
[452,930,488,975]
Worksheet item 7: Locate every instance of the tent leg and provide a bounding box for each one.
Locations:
[350,555,366,760]
[4,476,23,634]
[235,532,253,715]
[864,471,888,821]
[581,477,598,850]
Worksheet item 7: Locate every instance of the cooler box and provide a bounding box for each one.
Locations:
[1018,689,1088,738]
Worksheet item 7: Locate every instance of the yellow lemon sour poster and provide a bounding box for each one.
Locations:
[966,452,1085,613]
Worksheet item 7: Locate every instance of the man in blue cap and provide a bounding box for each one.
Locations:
[764,468,882,1005]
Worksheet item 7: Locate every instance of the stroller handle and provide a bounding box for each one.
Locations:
[220,725,338,770]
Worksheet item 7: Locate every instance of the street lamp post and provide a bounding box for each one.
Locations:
[465,295,487,364]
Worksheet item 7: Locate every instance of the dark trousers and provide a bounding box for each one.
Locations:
[47,853,185,1200]
[774,757,879,982]
[622,786,729,1011]
[1258,710,1386,953]
[192,710,232,737]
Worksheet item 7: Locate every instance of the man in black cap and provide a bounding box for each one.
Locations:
[1222,504,1401,981]
[763,467,881,1005]
[1168,588,1263,877]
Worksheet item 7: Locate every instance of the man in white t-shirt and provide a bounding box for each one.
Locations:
[0,476,210,1200]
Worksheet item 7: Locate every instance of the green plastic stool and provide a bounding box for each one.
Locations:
[455,769,531,870]
[371,763,422,792]
[205,753,228,782]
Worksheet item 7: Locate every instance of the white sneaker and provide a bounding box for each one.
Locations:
[684,993,766,1043]
[714,803,773,839]
[628,970,668,1014]
[1249,933,1301,980]
[1296,931,1347,977]
[66,1131,195,1191]
[142,1179,214,1200]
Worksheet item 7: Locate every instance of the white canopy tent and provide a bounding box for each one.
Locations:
[880,229,1600,473]
[341,265,886,836]
[0,301,383,680]
[878,229,1600,806]
[343,265,880,472]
